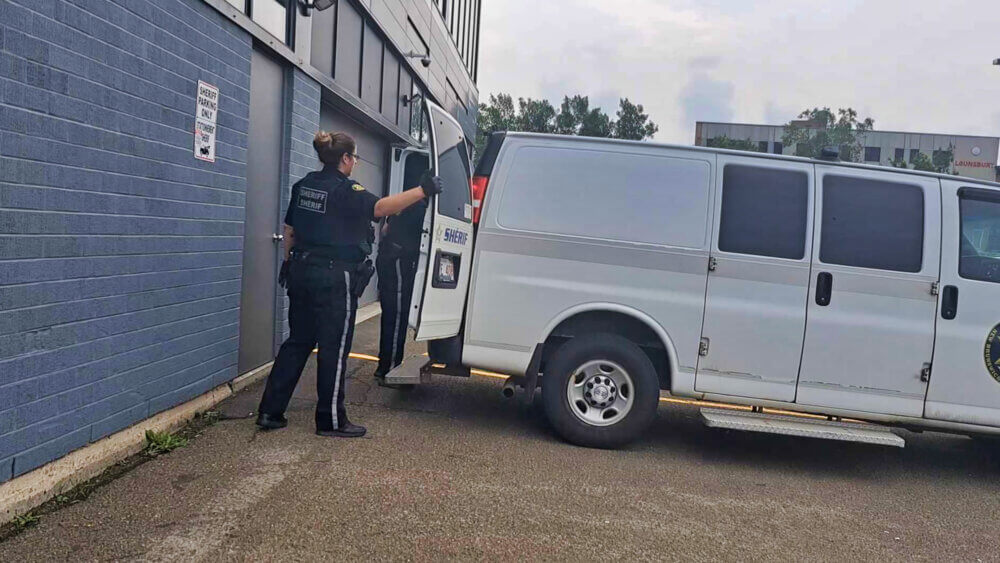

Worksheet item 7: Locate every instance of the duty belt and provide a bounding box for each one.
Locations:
[290,249,358,269]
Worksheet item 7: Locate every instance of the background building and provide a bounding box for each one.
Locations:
[695,122,1000,182]
[0,0,481,482]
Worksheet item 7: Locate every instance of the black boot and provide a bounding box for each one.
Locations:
[256,412,288,430]
[316,421,367,438]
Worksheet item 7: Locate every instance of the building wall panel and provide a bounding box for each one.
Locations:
[0,0,251,479]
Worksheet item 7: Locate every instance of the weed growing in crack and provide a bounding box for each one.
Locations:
[144,430,188,456]
[12,513,39,531]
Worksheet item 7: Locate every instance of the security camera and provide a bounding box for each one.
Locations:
[994,58,1000,66]
[298,0,334,16]
[404,51,432,69]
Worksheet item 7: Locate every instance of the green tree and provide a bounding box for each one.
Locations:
[475,92,658,154]
[932,145,956,174]
[910,151,936,172]
[516,97,557,134]
[613,98,659,141]
[475,93,517,154]
[781,107,874,162]
[555,95,614,138]
[706,135,761,152]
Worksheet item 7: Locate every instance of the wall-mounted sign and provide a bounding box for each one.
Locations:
[194,81,220,163]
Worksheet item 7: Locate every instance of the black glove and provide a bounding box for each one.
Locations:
[278,260,290,288]
[420,171,443,197]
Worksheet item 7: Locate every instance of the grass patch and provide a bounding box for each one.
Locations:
[143,430,188,456]
[12,513,39,531]
[1,410,224,544]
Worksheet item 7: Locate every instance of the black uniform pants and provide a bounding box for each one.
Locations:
[376,251,418,376]
[258,261,357,431]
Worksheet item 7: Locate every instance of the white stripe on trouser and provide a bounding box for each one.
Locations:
[390,258,402,368]
[331,270,351,430]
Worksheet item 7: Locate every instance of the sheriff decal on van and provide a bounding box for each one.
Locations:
[435,225,469,246]
[988,324,1000,383]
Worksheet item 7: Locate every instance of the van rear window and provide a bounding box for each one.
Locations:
[718,165,809,260]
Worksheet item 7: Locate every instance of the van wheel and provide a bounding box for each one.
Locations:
[542,333,659,448]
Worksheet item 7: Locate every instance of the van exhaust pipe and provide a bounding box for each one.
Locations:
[501,378,517,399]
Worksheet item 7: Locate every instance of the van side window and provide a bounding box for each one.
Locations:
[959,188,1000,284]
[820,175,924,272]
[718,165,809,260]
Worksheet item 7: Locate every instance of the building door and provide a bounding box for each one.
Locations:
[925,182,1000,426]
[796,166,941,417]
[696,157,814,402]
[238,48,286,374]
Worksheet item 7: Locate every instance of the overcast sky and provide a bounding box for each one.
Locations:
[476,0,1000,158]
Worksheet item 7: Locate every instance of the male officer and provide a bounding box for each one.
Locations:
[374,155,430,382]
[256,131,442,438]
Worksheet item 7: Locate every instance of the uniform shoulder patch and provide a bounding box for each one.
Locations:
[351,183,365,192]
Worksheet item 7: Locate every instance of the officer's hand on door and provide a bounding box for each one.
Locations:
[420,171,443,197]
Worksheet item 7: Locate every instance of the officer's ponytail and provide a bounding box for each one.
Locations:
[314,130,356,166]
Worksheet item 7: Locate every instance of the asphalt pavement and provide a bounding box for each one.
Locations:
[3,316,1000,561]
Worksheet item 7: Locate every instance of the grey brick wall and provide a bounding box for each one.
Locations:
[275,70,322,345]
[0,0,252,480]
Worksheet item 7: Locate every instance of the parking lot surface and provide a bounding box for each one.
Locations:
[3,317,1000,561]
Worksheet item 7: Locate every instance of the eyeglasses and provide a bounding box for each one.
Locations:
[350,153,360,160]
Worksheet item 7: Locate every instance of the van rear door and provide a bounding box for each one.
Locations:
[409,99,475,341]
[925,182,1000,426]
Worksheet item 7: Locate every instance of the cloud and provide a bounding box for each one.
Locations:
[478,0,1000,160]
[681,74,734,128]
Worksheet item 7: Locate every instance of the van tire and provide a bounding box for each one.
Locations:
[542,333,658,448]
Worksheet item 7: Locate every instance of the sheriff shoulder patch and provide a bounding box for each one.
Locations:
[352,183,365,192]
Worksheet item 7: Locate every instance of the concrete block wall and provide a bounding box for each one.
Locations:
[0,0,252,481]
[276,69,322,345]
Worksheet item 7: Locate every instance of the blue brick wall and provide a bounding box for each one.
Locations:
[276,70,322,345]
[0,0,252,480]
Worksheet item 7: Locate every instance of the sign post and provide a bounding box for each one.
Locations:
[194,81,220,163]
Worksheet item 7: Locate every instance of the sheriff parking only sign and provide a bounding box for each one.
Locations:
[194,81,220,162]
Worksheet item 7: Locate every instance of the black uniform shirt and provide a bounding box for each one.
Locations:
[285,165,379,262]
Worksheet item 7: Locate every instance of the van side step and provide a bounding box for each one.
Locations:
[700,407,905,448]
[383,357,432,386]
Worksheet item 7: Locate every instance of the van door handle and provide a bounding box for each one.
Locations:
[815,272,833,306]
[941,285,959,320]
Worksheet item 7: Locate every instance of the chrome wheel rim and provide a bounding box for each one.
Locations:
[566,360,634,427]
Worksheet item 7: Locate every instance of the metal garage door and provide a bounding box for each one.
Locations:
[319,103,389,306]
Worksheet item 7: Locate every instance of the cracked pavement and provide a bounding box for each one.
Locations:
[3,317,1000,561]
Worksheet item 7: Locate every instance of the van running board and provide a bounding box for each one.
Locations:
[700,407,905,448]
[383,356,432,386]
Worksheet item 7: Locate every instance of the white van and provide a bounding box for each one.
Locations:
[395,100,1000,448]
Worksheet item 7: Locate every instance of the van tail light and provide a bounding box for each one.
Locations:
[471,175,489,224]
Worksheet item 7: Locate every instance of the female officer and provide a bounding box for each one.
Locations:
[256,131,442,438]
